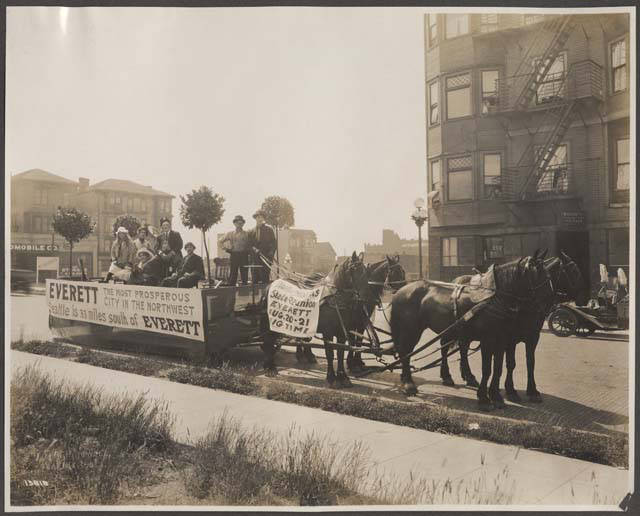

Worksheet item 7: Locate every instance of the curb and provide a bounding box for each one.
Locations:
[540,328,628,342]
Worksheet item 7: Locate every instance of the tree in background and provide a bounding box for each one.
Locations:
[112,214,141,237]
[180,186,225,283]
[261,196,295,263]
[52,207,95,278]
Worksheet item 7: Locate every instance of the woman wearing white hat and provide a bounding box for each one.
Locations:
[104,227,137,282]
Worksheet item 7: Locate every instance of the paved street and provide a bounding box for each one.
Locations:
[10,293,630,436]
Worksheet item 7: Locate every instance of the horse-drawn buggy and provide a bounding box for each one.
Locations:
[47,248,590,411]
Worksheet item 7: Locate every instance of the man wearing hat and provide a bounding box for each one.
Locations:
[129,248,162,286]
[104,226,137,282]
[161,242,205,288]
[249,209,276,284]
[155,217,183,257]
[221,215,250,286]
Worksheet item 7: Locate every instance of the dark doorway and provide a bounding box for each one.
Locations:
[556,231,590,291]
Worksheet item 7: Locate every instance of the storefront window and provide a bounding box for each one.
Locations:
[442,236,475,266]
[484,236,504,260]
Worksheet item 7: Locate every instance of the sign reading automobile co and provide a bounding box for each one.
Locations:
[10,243,60,252]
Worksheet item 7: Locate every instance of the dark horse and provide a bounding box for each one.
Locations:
[439,251,589,402]
[346,255,407,372]
[390,251,553,410]
[260,252,371,388]
[294,255,407,369]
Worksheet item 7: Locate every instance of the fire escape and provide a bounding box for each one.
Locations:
[495,15,603,203]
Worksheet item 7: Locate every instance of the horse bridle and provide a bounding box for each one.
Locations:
[553,258,580,298]
[367,262,406,290]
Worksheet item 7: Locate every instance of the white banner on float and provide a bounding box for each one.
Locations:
[45,279,204,342]
[267,279,323,338]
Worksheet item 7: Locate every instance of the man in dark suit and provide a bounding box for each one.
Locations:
[161,242,205,288]
[249,209,277,283]
[155,217,183,257]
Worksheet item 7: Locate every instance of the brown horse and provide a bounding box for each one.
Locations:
[260,252,371,388]
[440,251,589,402]
[389,251,553,410]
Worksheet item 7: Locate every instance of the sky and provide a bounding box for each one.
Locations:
[6,6,430,256]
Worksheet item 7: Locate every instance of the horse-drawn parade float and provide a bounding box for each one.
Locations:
[46,246,596,412]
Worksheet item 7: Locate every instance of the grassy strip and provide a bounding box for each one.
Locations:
[11,365,526,506]
[10,365,175,505]
[12,339,628,468]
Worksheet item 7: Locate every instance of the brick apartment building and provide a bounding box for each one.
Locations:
[425,13,630,291]
[10,169,173,279]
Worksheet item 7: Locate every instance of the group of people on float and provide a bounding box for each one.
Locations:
[104,209,276,289]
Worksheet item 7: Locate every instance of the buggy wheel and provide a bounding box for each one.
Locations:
[548,308,578,337]
[575,326,595,338]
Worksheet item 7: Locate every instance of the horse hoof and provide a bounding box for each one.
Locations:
[478,400,494,412]
[306,353,318,364]
[527,392,543,403]
[326,372,336,386]
[465,377,480,388]
[402,382,418,396]
[295,352,306,364]
[442,377,455,387]
[506,391,522,403]
[337,375,353,388]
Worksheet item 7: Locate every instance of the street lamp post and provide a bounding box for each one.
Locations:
[411,198,428,279]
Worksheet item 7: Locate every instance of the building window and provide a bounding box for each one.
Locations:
[114,195,122,206]
[481,70,499,114]
[611,39,626,93]
[442,236,475,266]
[133,197,141,211]
[479,13,498,33]
[535,144,568,194]
[483,153,502,199]
[429,80,440,125]
[446,73,472,119]
[428,14,438,46]
[430,160,441,192]
[140,198,147,212]
[504,233,541,262]
[103,239,112,253]
[34,188,48,206]
[534,52,566,104]
[484,236,504,260]
[447,156,473,201]
[32,215,43,233]
[127,197,134,211]
[445,14,469,39]
[615,138,630,191]
[608,228,629,268]
[524,14,545,25]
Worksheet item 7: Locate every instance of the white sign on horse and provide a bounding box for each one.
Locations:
[267,279,323,337]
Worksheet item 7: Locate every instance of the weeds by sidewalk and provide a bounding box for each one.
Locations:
[10,365,526,506]
[11,339,628,469]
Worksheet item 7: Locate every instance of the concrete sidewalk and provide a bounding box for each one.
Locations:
[10,351,629,507]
